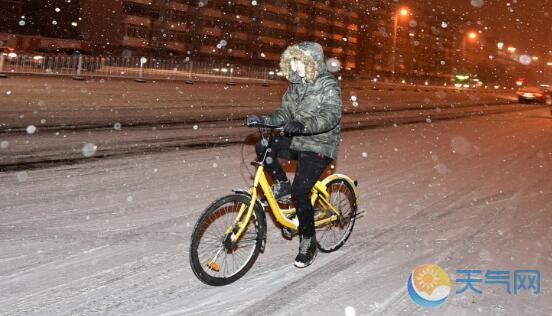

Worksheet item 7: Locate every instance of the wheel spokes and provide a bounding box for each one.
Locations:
[315,180,356,251]
[195,200,259,279]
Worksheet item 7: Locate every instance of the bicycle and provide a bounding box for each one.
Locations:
[189,123,360,286]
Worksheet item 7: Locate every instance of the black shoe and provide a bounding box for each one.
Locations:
[272,180,292,202]
[294,235,318,268]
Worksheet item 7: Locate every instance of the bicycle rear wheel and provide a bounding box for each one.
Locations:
[189,194,265,286]
[314,178,358,252]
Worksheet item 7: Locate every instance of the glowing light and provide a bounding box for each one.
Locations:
[467,32,478,40]
[399,8,409,16]
[455,74,470,81]
[497,42,504,49]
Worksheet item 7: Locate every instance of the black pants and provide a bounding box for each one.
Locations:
[256,136,332,238]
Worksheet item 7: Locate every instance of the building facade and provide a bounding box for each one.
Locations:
[0,0,408,74]
[2,0,517,80]
[78,0,374,72]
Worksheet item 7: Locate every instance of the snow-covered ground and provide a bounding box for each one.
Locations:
[0,76,529,169]
[0,76,516,130]
[1,106,551,315]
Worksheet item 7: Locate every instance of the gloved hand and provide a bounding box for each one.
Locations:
[283,121,305,134]
[246,114,263,126]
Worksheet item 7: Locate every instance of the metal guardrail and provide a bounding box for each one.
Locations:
[0,53,518,92]
[0,53,280,84]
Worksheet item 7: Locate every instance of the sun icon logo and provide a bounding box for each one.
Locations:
[407,264,451,308]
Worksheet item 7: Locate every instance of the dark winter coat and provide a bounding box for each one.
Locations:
[261,42,342,160]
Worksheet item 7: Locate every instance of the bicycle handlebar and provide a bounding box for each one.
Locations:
[246,122,284,131]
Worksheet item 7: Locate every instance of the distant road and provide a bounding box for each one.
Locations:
[1,75,541,170]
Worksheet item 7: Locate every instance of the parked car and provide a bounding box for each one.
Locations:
[517,85,552,105]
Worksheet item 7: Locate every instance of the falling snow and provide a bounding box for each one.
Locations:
[26,125,37,134]
[0,1,550,315]
[81,143,98,157]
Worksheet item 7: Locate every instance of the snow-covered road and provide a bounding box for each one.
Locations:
[0,76,531,170]
[1,107,552,316]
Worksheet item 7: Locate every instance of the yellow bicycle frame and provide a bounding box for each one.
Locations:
[227,163,359,243]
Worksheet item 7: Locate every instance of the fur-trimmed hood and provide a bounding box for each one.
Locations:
[279,42,327,84]
[263,41,342,159]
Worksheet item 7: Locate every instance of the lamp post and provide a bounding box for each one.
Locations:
[461,31,479,70]
[391,7,410,77]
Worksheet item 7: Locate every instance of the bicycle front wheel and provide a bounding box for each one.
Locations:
[314,178,358,253]
[189,194,265,286]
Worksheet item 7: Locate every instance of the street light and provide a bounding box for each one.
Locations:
[391,6,410,76]
[507,46,516,53]
[461,31,479,66]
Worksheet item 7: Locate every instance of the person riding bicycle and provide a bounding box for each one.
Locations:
[246,42,342,268]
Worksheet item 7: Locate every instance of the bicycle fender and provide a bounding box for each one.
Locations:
[320,174,360,206]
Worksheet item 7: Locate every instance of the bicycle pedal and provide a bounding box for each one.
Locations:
[207,259,220,272]
[281,227,297,239]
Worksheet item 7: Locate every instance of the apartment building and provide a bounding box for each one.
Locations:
[2,0,486,77]
[77,0,374,71]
